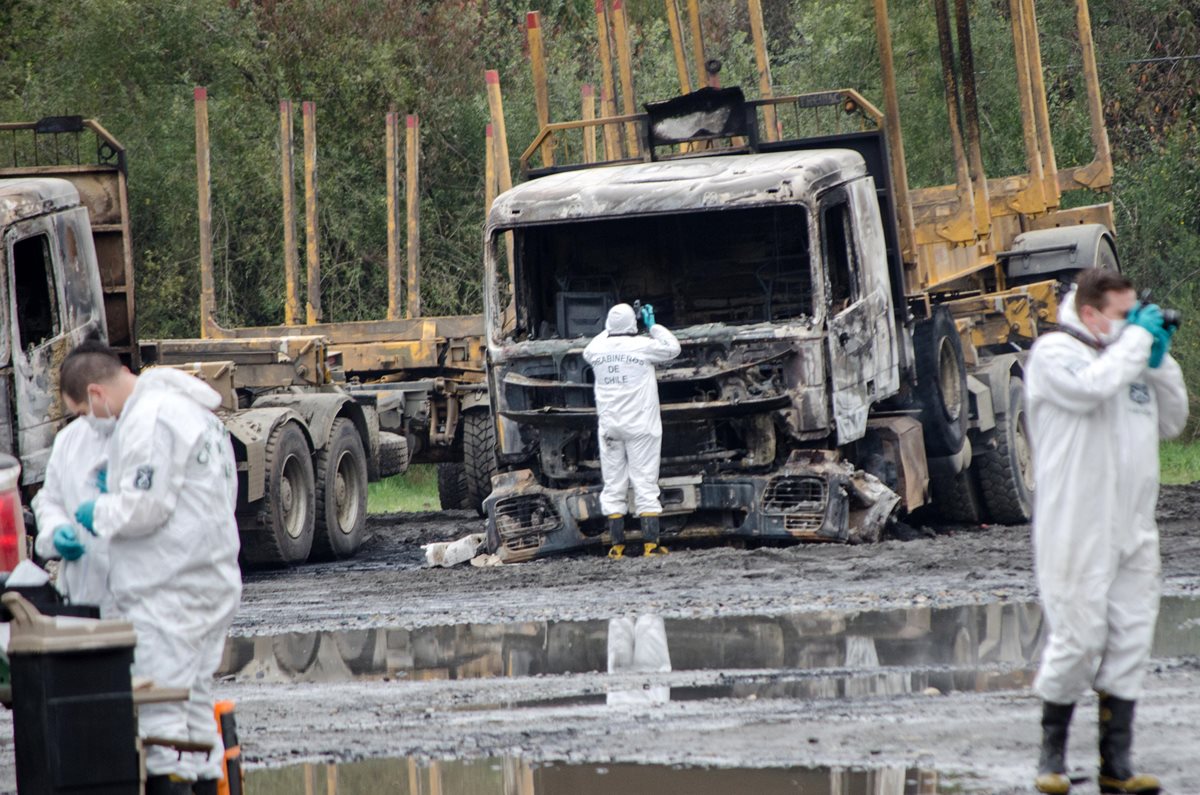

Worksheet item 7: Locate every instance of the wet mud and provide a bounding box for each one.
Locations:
[1,490,1198,793]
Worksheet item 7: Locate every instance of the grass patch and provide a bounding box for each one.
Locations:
[368,464,440,513]
[1160,441,1200,486]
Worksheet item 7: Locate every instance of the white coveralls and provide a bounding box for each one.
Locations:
[1025,292,1187,705]
[583,305,681,517]
[31,419,117,617]
[91,369,243,780]
[606,614,672,706]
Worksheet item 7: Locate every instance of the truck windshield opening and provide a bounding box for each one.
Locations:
[507,205,812,340]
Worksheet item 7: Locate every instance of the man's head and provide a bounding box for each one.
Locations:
[1074,269,1135,342]
[605,304,638,336]
[59,339,137,421]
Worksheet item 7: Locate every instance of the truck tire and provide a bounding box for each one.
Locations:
[378,432,410,478]
[241,421,315,566]
[437,462,470,510]
[913,307,968,457]
[977,377,1034,524]
[462,410,498,517]
[929,468,984,524]
[311,419,369,560]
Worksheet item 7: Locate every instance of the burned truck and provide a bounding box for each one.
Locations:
[481,0,1121,561]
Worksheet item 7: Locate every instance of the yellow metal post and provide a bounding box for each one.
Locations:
[194,87,216,338]
[933,0,977,244]
[665,0,691,94]
[1021,0,1060,206]
[872,0,916,267]
[1008,0,1047,215]
[748,0,779,142]
[1072,0,1112,189]
[611,0,639,157]
[485,70,515,284]
[526,12,555,168]
[600,86,620,160]
[594,0,621,160]
[687,0,706,90]
[485,123,497,213]
[302,101,322,324]
[581,84,597,163]
[405,114,421,318]
[386,112,402,320]
[954,0,991,238]
[280,100,301,326]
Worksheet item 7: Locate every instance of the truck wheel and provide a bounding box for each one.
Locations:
[977,377,1034,524]
[437,462,470,510]
[378,432,410,478]
[462,410,498,517]
[913,307,968,457]
[311,419,369,560]
[929,468,984,524]
[241,421,315,566]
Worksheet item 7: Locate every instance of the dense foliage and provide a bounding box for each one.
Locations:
[2,0,1198,428]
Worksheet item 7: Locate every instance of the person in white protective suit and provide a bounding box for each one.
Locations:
[583,303,681,558]
[1024,268,1186,795]
[59,341,242,795]
[30,408,117,617]
[606,614,672,706]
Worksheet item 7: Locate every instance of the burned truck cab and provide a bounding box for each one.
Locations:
[483,146,907,562]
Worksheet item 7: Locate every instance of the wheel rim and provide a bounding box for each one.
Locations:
[333,449,364,535]
[1014,408,1035,495]
[281,454,309,540]
[937,338,963,423]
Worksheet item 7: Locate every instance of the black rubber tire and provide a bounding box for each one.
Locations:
[977,377,1034,525]
[929,466,984,525]
[311,419,369,561]
[437,462,470,510]
[378,431,410,478]
[462,410,498,517]
[913,307,969,457]
[240,421,315,566]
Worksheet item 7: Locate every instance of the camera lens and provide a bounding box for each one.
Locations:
[1162,308,1182,330]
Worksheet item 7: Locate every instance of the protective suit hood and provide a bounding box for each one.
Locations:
[606,304,638,335]
[1057,287,1089,336]
[130,368,223,413]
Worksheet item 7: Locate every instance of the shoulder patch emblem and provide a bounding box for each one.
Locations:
[134,465,155,491]
[1129,383,1151,405]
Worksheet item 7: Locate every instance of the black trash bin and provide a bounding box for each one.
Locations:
[4,591,140,795]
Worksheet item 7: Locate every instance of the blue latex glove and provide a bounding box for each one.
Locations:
[1127,303,1165,337]
[640,303,656,329]
[1149,323,1176,369]
[75,500,97,535]
[96,468,107,494]
[53,525,85,561]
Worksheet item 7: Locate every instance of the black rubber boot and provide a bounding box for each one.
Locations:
[1034,701,1074,794]
[193,780,220,795]
[606,514,626,559]
[1098,694,1160,794]
[145,775,194,795]
[640,514,667,555]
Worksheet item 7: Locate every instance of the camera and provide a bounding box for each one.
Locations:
[1162,308,1182,331]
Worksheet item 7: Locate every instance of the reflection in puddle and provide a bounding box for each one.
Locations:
[221,597,1200,697]
[246,758,939,795]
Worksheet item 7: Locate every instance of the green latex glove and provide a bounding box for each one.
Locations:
[53,526,85,561]
[96,468,107,494]
[75,500,96,535]
[1149,323,1176,369]
[1127,302,1165,337]
[640,303,656,329]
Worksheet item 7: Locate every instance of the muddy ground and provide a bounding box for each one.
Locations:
[3,485,1200,793]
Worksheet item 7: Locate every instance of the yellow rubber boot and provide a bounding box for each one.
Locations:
[1098,695,1160,794]
[643,541,668,556]
[606,514,626,559]
[607,544,626,560]
[1035,701,1074,794]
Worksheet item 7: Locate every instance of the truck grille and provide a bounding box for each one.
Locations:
[494,495,561,551]
[762,476,826,514]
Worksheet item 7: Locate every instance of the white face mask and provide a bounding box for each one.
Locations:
[1097,317,1126,345]
[84,393,117,436]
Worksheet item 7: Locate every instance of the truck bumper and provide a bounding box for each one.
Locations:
[483,451,900,563]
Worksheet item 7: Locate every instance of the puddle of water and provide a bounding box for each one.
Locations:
[220,596,1200,690]
[245,757,939,795]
